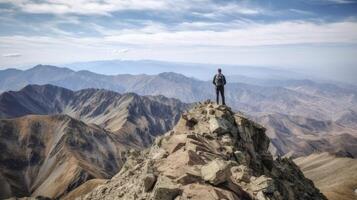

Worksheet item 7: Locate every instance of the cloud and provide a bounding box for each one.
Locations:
[112,49,129,54]
[1,20,357,49]
[0,0,169,15]
[308,0,356,4]
[2,53,22,57]
[0,0,264,17]
[323,0,355,3]
[289,9,314,15]
[99,21,357,47]
[1,20,356,66]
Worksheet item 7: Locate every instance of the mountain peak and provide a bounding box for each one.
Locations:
[30,64,73,73]
[80,100,326,200]
[158,72,196,82]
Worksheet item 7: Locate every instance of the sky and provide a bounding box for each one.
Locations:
[0,0,357,83]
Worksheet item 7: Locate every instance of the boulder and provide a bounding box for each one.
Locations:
[153,176,182,200]
[221,135,234,146]
[250,175,275,194]
[208,109,215,115]
[209,118,232,135]
[176,172,202,185]
[234,151,247,165]
[152,148,168,160]
[201,159,234,185]
[231,165,251,183]
[256,191,270,200]
[143,173,157,192]
[182,113,198,129]
[181,183,239,200]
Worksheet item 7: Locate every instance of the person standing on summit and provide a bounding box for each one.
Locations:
[212,68,226,105]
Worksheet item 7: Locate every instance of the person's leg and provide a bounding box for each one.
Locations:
[221,86,225,105]
[216,87,219,104]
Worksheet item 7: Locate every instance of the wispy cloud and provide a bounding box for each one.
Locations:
[100,21,357,47]
[323,0,355,4]
[112,48,129,54]
[289,9,314,15]
[0,0,264,17]
[2,53,22,57]
[308,0,356,4]
[0,0,169,15]
[1,21,356,48]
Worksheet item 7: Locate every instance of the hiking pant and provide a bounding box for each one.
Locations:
[216,85,225,105]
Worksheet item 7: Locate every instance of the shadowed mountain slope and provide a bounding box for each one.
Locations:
[0,115,127,199]
[294,153,357,200]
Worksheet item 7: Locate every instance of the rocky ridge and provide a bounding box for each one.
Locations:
[79,101,326,200]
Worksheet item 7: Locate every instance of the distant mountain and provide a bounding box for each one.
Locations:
[64,59,309,80]
[257,113,357,157]
[1,65,355,118]
[0,65,356,157]
[0,84,189,147]
[0,114,126,199]
[0,65,125,93]
[336,109,357,129]
[294,153,357,200]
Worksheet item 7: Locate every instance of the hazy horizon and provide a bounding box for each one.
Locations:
[0,58,355,84]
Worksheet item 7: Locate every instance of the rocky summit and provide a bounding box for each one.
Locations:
[78,101,326,200]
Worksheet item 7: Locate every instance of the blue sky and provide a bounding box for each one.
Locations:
[0,0,357,82]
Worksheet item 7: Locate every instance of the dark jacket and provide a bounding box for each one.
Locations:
[213,74,226,86]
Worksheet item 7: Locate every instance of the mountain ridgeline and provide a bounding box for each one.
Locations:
[0,84,189,147]
[1,65,356,158]
[0,85,189,199]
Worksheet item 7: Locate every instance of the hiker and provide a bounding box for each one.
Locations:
[212,68,226,105]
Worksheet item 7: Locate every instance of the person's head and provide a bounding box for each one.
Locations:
[218,68,222,74]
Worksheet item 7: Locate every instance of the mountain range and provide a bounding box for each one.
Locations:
[0,84,188,147]
[1,65,356,157]
[0,85,189,199]
[63,59,310,81]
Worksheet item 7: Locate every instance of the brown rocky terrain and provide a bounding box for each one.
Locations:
[294,153,357,200]
[0,115,127,199]
[0,85,189,199]
[76,101,326,200]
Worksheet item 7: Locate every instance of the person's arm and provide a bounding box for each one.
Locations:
[223,75,226,85]
[212,75,216,85]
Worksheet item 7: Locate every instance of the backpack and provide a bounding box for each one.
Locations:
[215,74,224,86]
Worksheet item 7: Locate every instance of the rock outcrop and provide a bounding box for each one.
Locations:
[81,101,327,200]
